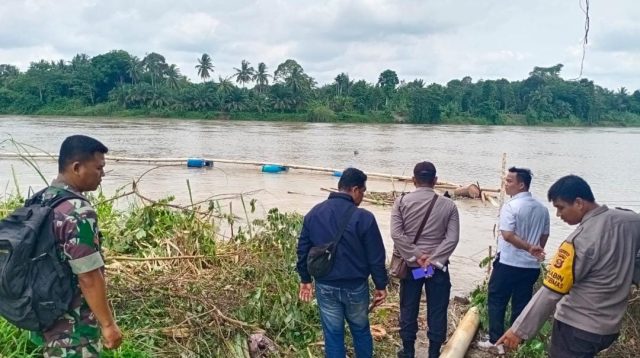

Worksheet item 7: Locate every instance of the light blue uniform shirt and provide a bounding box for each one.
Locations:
[498,192,550,269]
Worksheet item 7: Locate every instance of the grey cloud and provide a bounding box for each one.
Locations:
[594,27,640,52]
[0,0,639,90]
[322,2,452,43]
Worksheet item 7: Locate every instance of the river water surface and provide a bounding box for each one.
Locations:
[2,115,640,295]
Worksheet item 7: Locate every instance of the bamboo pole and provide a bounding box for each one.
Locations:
[320,188,383,205]
[498,153,507,211]
[484,192,499,207]
[0,152,500,191]
[107,255,207,261]
[440,306,480,358]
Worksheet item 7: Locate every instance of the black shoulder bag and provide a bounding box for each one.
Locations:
[306,206,357,278]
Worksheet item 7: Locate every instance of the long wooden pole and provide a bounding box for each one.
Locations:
[0,152,500,191]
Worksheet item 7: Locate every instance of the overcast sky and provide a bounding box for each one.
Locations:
[1,0,638,91]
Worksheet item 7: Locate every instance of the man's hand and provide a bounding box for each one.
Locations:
[298,283,313,302]
[371,289,387,310]
[528,245,546,261]
[417,254,430,268]
[102,322,123,349]
[496,328,523,350]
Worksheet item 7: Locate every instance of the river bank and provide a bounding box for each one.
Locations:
[4,108,640,127]
[1,188,637,357]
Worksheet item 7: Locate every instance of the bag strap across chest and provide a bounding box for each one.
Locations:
[412,195,438,245]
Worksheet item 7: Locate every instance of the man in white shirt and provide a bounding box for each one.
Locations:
[478,167,549,354]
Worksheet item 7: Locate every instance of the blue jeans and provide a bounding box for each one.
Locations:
[315,282,373,358]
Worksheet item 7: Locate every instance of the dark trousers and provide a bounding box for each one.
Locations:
[399,269,451,358]
[487,259,540,343]
[549,320,618,358]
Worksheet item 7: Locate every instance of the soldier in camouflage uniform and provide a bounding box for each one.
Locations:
[31,135,122,357]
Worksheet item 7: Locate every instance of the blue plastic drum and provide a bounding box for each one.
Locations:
[261,164,288,173]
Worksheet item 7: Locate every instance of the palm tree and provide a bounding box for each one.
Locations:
[223,87,248,112]
[142,52,168,88]
[55,59,67,71]
[252,62,271,93]
[164,64,182,90]
[127,56,143,85]
[285,66,306,94]
[70,54,90,70]
[334,73,351,96]
[234,60,255,87]
[196,53,214,82]
[216,76,235,99]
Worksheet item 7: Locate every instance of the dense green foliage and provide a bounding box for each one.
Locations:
[2,51,640,125]
[0,190,322,357]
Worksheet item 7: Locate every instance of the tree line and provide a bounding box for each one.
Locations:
[1,50,639,125]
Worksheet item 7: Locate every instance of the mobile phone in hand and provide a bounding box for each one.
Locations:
[411,265,435,280]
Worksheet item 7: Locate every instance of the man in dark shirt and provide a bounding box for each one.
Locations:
[297,168,388,358]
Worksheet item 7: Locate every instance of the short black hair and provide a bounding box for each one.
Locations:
[58,135,108,173]
[508,167,533,190]
[414,161,437,184]
[547,175,595,203]
[338,167,367,190]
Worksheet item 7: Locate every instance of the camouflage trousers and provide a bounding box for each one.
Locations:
[43,340,102,358]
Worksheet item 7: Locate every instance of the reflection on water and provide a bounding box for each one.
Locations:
[2,115,640,295]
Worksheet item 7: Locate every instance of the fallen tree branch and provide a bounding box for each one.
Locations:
[107,255,208,262]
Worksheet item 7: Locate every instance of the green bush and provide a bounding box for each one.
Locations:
[307,105,337,122]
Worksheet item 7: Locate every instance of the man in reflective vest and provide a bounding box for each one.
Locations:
[498,175,640,357]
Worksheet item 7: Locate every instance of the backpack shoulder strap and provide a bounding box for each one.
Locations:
[24,187,50,207]
[46,189,87,209]
[26,187,87,209]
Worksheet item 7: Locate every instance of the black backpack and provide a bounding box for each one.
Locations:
[0,187,82,331]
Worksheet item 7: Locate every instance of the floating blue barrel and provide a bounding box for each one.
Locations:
[332,171,343,177]
[261,164,288,173]
[187,158,213,168]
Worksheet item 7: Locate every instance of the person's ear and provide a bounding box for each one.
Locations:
[72,161,81,175]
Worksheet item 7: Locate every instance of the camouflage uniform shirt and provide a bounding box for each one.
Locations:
[32,179,105,356]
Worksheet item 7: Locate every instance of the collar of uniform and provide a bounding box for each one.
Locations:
[580,205,608,225]
[50,178,83,196]
[328,191,355,203]
[414,186,435,193]
[511,191,532,200]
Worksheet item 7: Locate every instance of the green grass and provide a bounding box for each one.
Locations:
[0,319,40,357]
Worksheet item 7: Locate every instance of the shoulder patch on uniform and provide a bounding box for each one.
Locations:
[543,241,575,295]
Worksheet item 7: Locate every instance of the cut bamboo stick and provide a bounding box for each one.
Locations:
[106,255,207,261]
[320,188,383,205]
[484,192,499,207]
[440,306,480,358]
